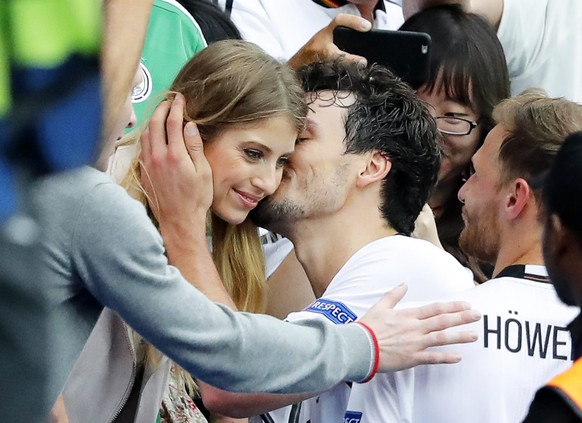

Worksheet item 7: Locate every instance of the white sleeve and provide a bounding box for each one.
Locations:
[260,234,294,278]
[497,0,582,100]
[217,0,286,60]
[497,0,550,82]
[286,258,401,325]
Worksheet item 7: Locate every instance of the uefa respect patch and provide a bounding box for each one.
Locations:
[344,411,363,423]
[305,299,357,325]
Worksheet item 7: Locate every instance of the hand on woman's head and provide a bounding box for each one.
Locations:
[139,93,213,232]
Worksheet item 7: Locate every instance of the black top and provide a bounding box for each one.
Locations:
[522,312,582,423]
[495,264,550,284]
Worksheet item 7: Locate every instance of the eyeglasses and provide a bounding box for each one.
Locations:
[434,116,478,136]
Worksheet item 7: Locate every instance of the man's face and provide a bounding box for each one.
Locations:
[457,124,507,263]
[251,92,357,235]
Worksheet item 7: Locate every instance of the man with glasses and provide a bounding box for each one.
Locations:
[364,90,582,422]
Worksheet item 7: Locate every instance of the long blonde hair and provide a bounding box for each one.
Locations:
[119,40,306,376]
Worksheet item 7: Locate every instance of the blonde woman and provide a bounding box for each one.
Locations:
[63,39,307,423]
[137,39,306,423]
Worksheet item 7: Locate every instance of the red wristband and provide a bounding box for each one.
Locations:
[355,321,379,383]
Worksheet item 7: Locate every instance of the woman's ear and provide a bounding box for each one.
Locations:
[356,151,392,188]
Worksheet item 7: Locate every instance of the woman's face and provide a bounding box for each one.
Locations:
[204,115,297,225]
[417,85,481,186]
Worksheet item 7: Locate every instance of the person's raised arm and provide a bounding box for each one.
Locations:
[198,284,481,418]
[402,0,503,29]
[139,93,237,309]
[288,13,372,70]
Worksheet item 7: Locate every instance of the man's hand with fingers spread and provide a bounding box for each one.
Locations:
[139,93,212,241]
[288,13,371,70]
[357,284,481,373]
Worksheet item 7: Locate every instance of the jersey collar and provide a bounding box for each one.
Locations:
[495,264,550,284]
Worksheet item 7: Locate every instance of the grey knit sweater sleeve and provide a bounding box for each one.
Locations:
[40,167,373,397]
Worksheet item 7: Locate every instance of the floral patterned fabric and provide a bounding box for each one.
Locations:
[160,364,208,423]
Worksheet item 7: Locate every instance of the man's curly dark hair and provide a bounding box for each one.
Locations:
[297,60,441,235]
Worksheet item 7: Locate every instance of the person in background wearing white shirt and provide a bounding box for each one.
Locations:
[403,0,582,103]
[216,0,403,65]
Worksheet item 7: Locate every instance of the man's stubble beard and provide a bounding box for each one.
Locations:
[250,197,304,238]
[458,214,499,265]
[251,162,350,236]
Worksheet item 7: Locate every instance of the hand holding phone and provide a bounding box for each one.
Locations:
[333,26,431,85]
[288,13,372,70]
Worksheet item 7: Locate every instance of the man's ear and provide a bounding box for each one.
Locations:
[356,151,391,188]
[503,178,532,220]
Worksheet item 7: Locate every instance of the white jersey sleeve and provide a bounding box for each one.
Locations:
[497,0,582,102]
[261,236,474,423]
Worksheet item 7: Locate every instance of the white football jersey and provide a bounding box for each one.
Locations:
[346,265,579,423]
[253,235,475,423]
